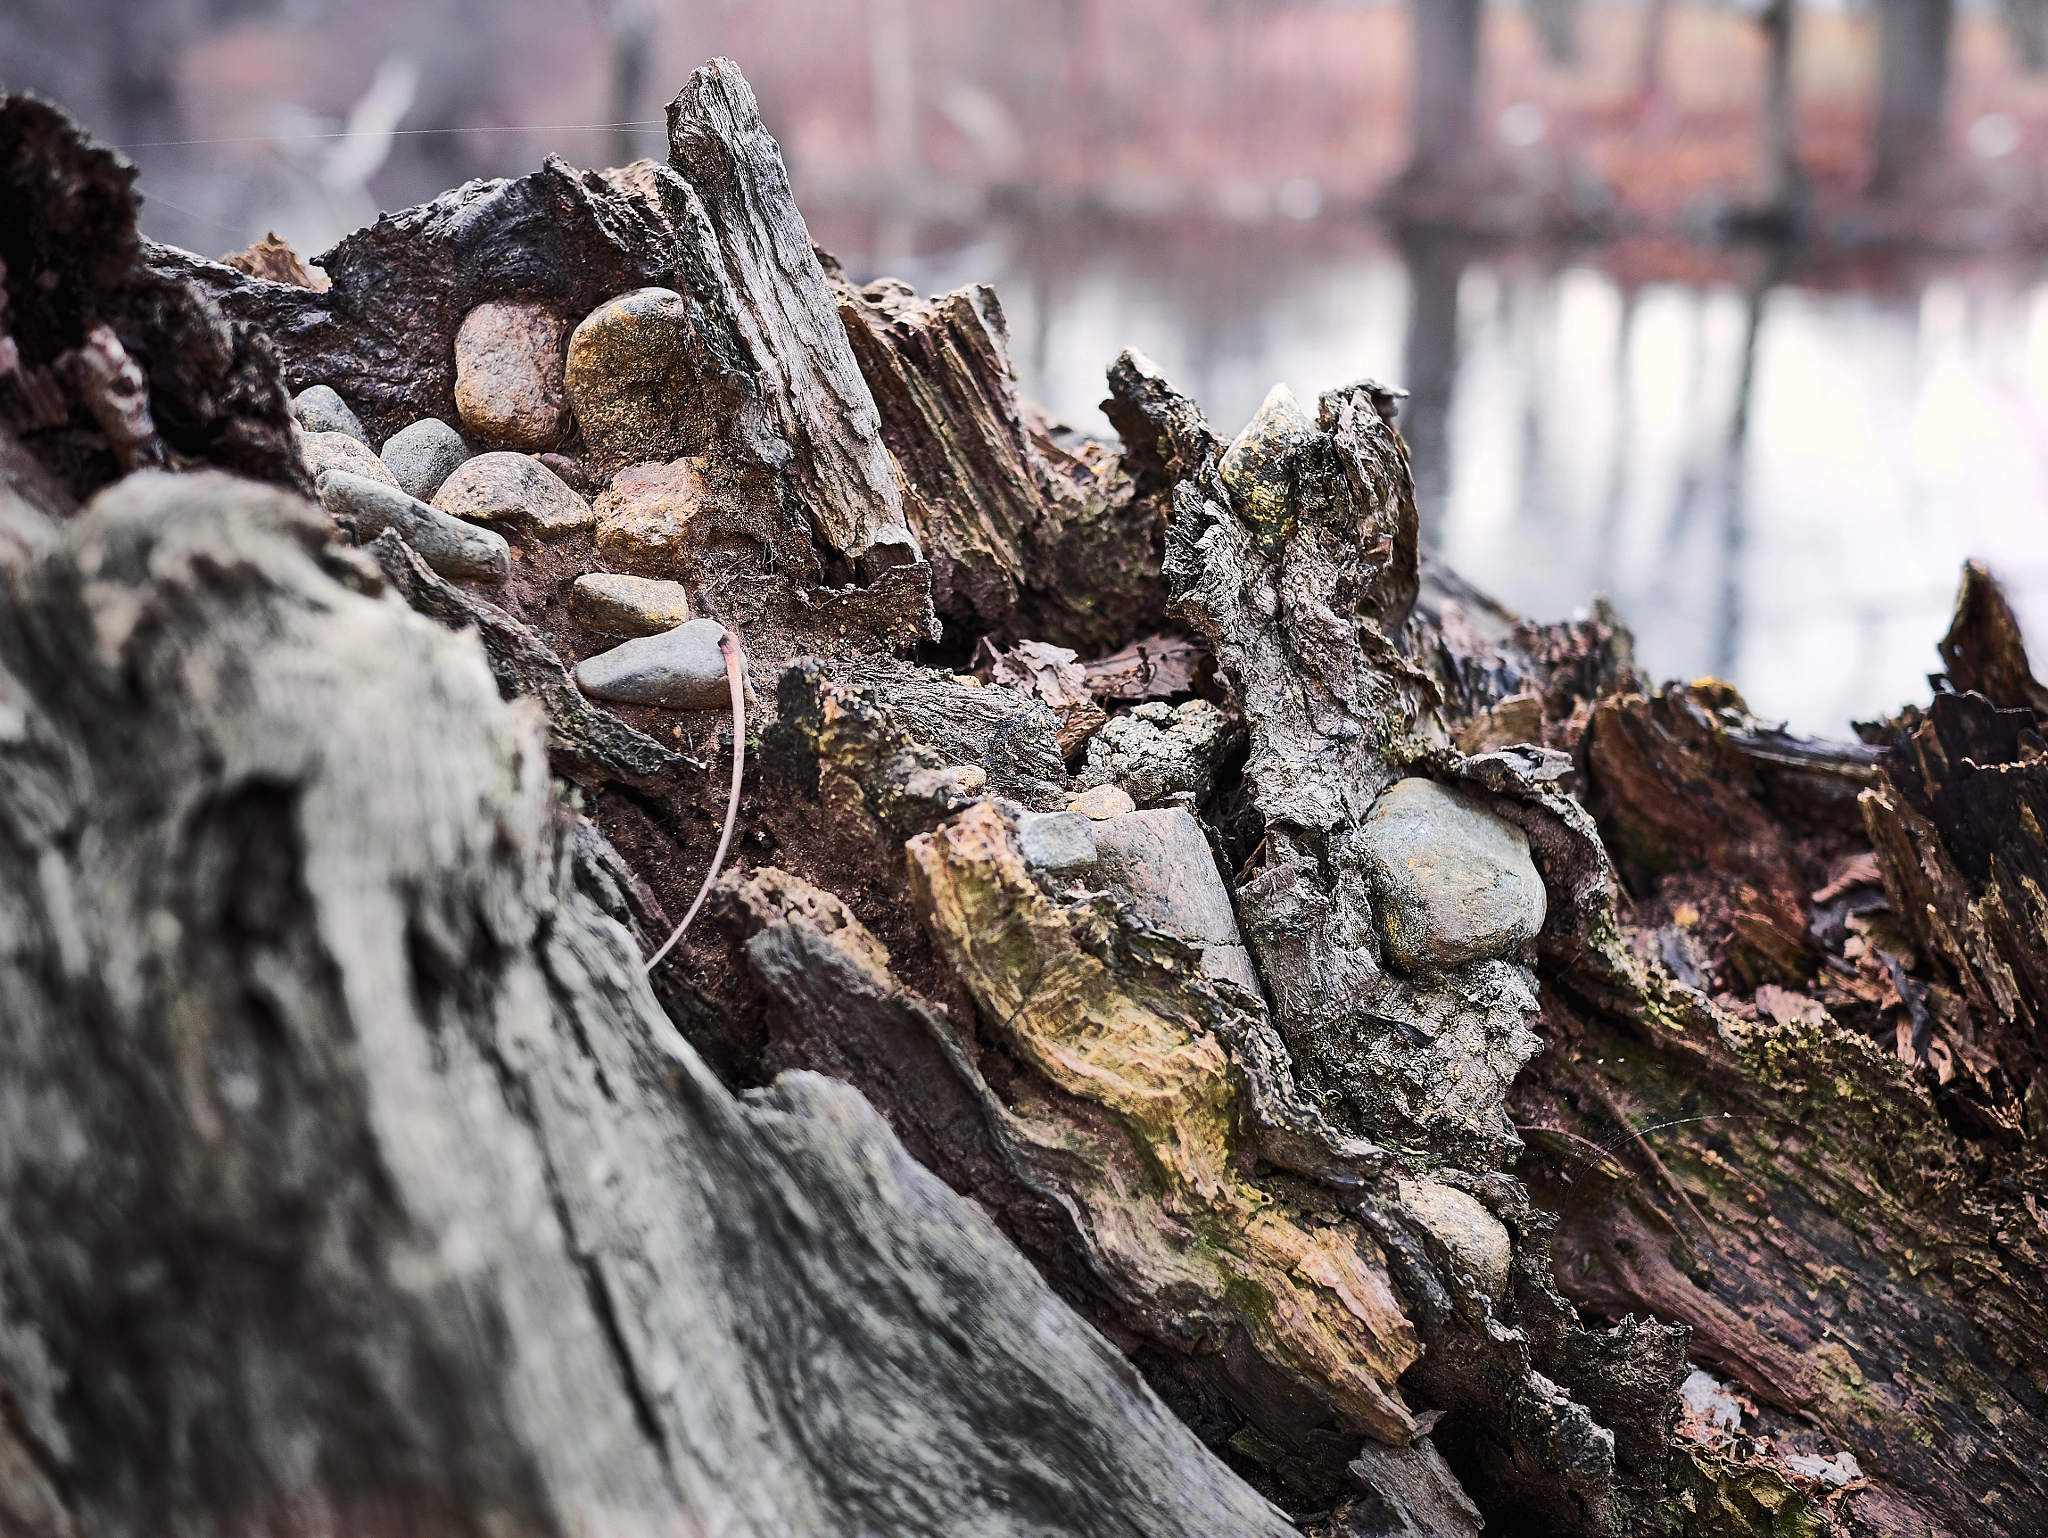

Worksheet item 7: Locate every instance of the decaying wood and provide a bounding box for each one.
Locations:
[5,56,2047,1538]
[831,266,1159,651]
[665,61,917,569]
[0,470,1301,1538]
[0,96,300,504]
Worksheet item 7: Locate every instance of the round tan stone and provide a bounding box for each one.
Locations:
[563,288,697,469]
[1394,1176,1511,1301]
[1065,784,1136,820]
[592,457,715,575]
[431,452,591,539]
[453,301,570,451]
[571,573,695,638]
[302,430,398,489]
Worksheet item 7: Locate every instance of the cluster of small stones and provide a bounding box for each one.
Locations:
[299,290,1545,986]
[294,289,732,710]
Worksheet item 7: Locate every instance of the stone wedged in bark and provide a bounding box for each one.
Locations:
[162,61,937,647]
[0,94,302,506]
[830,266,1157,651]
[174,153,681,446]
[747,656,1683,1524]
[1107,348,1539,1165]
[1099,346,1707,1532]
[0,467,1312,1538]
[366,528,684,790]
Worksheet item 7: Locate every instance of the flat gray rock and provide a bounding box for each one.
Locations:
[1090,807,1260,992]
[293,384,366,443]
[318,468,510,582]
[1015,811,1097,874]
[1017,804,1259,994]
[574,617,730,709]
[1361,777,1545,973]
[380,417,472,500]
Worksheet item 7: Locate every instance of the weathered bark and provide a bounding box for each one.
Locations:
[829,265,1159,652]
[0,96,301,507]
[1753,0,1805,225]
[0,469,1301,1538]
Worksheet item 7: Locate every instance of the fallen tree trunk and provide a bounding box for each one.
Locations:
[3,57,2046,1538]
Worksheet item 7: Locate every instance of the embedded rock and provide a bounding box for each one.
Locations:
[292,384,367,442]
[571,572,695,637]
[1066,784,1136,819]
[300,429,397,490]
[1089,808,1260,994]
[564,287,698,469]
[1015,810,1098,875]
[1077,699,1235,807]
[590,456,776,577]
[1360,777,1546,973]
[574,617,730,710]
[453,299,569,450]
[430,451,590,538]
[379,416,470,500]
[1393,1175,1513,1302]
[318,467,509,581]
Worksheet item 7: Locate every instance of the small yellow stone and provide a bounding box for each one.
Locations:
[1066,784,1136,820]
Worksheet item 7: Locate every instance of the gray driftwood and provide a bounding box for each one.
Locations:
[0,471,1296,1538]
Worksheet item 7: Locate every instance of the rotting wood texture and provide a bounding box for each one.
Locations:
[4,55,2047,1538]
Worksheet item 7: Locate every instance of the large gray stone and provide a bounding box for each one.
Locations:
[292,384,366,443]
[1016,803,1259,994]
[431,452,591,539]
[380,417,471,500]
[1090,808,1259,993]
[574,617,731,710]
[1393,1175,1511,1302]
[317,468,509,582]
[1360,777,1545,973]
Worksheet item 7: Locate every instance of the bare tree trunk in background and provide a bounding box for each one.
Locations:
[2004,0,2048,70]
[1529,0,1580,67]
[1634,0,1673,111]
[602,0,654,169]
[1755,0,1805,221]
[1871,0,1954,196]
[1406,0,1483,188]
[870,0,918,185]
[870,0,919,260]
[1398,226,1471,539]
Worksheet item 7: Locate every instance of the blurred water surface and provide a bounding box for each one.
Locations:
[844,218,2048,735]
